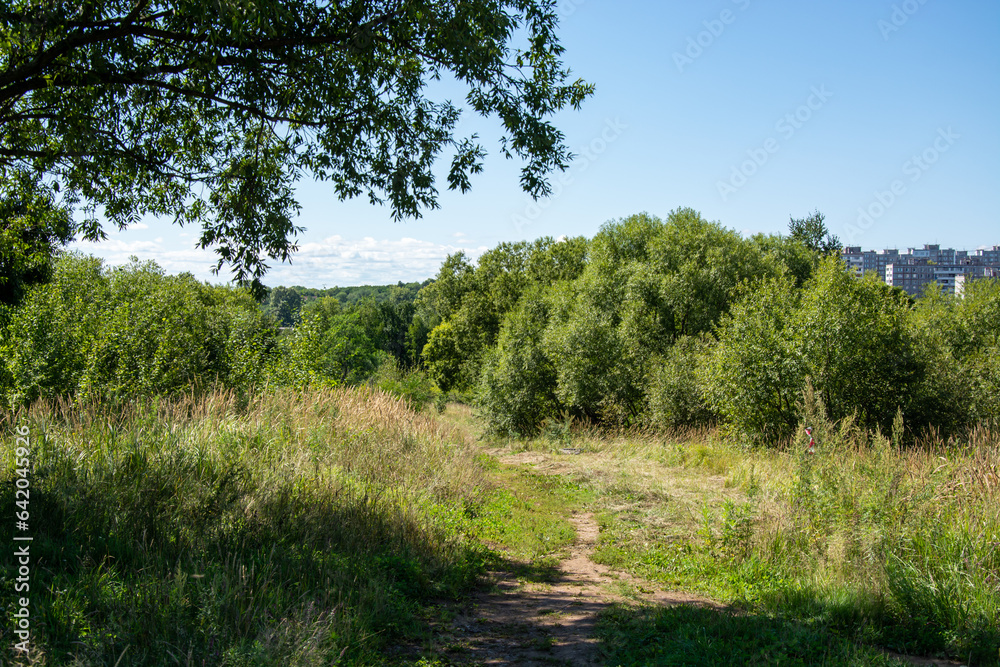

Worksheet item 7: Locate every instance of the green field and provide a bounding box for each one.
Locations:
[3,390,996,665]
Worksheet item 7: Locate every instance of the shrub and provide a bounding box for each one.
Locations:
[646,335,716,430]
[542,281,644,424]
[478,292,560,436]
[701,276,804,446]
[795,256,923,435]
[370,356,440,411]
[0,254,276,406]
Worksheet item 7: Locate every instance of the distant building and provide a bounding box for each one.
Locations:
[843,244,1000,296]
[840,246,903,282]
[885,262,935,296]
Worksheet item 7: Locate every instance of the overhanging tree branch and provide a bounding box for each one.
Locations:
[1,0,594,289]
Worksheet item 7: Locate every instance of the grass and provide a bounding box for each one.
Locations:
[0,388,499,665]
[468,463,592,566]
[4,391,997,665]
[534,416,1000,666]
[597,603,911,666]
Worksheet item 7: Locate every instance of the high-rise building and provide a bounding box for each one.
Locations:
[842,244,1000,296]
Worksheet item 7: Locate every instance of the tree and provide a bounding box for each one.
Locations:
[478,290,560,435]
[0,254,275,406]
[795,256,922,434]
[0,0,593,290]
[542,280,643,423]
[788,209,841,254]
[750,232,817,287]
[0,170,73,307]
[700,276,804,446]
[265,285,302,326]
[646,334,716,430]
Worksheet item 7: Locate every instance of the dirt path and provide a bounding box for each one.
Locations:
[425,511,720,666]
[401,443,960,667]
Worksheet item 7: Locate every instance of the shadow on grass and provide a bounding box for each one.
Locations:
[596,603,919,667]
[0,447,485,666]
[482,550,564,585]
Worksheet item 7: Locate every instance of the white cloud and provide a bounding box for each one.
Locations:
[267,235,488,285]
[69,238,220,278]
[68,235,489,287]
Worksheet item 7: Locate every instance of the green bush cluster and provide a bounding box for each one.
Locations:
[0,254,444,407]
[421,209,998,443]
[471,209,807,435]
[0,255,276,407]
[706,258,1000,445]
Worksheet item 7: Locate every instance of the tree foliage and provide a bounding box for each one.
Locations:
[788,209,841,255]
[0,254,274,406]
[795,256,921,433]
[701,276,804,445]
[421,236,587,392]
[0,169,73,307]
[477,210,788,433]
[704,256,933,444]
[264,285,303,326]
[478,290,559,435]
[0,0,593,287]
[646,334,716,430]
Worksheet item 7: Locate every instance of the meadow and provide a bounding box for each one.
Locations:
[3,387,997,665]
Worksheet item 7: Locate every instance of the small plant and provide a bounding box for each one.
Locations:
[540,410,574,446]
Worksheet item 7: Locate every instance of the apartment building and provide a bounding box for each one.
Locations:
[955,267,1000,297]
[842,244,1000,297]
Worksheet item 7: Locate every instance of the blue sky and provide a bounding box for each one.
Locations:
[72,0,1000,287]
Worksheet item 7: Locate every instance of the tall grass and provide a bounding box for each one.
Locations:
[593,411,1000,664]
[1,387,490,666]
[729,418,1000,664]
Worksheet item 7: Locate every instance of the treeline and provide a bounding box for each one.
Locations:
[417,209,998,443]
[0,256,437,409]
[261,281,430,326]
[3,209,997,444]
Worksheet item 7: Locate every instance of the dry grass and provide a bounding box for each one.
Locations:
[487,414,1000,664]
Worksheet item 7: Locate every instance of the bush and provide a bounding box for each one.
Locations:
[701,276,804,446]
[478,291,560,436]
[542,286,643,424]
[370,356,440,411]
[0,254,276,406]
[646,335,716,430]
[795,256,923,435]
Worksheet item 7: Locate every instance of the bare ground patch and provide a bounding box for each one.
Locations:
[414,511,721,666]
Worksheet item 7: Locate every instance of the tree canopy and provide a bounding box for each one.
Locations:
[0,0,593,289]
[788,209,841,254]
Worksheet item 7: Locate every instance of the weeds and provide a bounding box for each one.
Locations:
[588,403,1000,665]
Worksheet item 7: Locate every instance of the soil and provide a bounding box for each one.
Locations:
[417,510,721,666]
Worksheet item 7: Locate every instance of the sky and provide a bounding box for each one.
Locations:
[71,0,1000,288]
